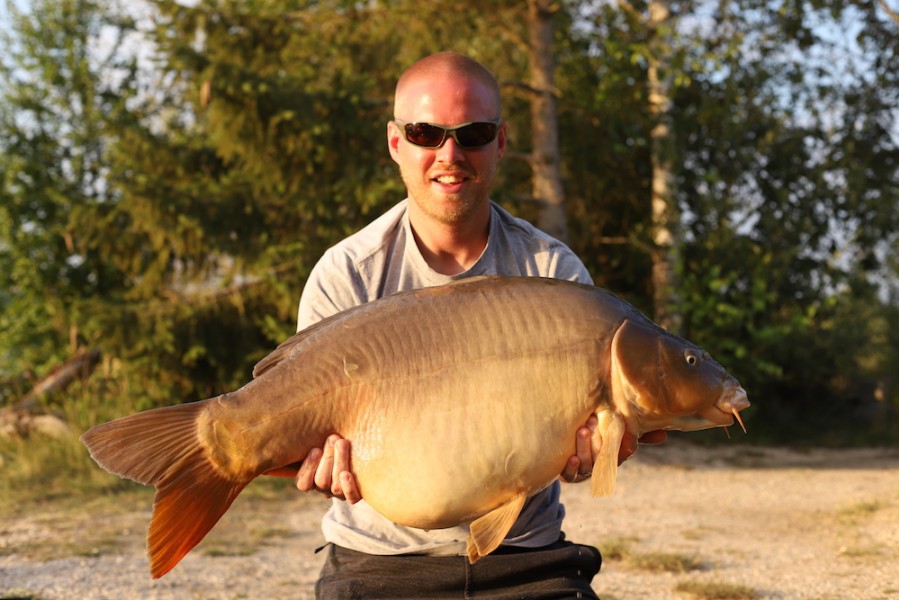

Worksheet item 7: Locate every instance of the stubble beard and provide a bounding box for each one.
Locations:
[400,163,495,226]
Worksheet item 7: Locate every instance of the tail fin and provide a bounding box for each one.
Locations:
[81,402,249,578]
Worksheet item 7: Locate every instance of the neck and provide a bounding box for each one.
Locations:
[408,201,490,276]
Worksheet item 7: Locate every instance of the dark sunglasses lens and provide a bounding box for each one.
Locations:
[456,123,498,147]
[404,123,446,147]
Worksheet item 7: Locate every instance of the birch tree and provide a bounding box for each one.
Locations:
[527,0,569,242]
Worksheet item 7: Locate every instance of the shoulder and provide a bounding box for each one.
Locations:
[297,201,408,329]
[490,203,593,285]
[490,203,567,253]
[326,200,408,270]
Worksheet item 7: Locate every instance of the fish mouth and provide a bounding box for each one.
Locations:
[712,386,750,433]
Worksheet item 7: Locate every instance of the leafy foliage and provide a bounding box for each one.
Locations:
[0,0,897,447]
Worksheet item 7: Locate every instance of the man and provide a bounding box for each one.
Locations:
[295,51,663,599]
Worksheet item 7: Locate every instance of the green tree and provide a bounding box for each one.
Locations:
[2,0,897,447]
[668,0,899,436]
[555,0,898,438]
[0,0,136,381]
[75,0,534,402]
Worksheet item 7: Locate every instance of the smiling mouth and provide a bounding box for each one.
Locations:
[434,175,466,185]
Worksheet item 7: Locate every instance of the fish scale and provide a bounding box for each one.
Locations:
[81,275,749,578]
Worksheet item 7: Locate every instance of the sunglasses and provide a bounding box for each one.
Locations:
[394,120,502,149]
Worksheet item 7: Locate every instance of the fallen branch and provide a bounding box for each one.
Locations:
[0,349,100,440]
[10,348,101,413]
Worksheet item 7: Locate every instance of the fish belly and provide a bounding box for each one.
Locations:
[344,349,599,529]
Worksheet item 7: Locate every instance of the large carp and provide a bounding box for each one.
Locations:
[81,276,749,578]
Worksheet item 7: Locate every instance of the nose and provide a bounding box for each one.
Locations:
[435,134,466,162]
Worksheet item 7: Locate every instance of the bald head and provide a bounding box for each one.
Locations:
[394,52,502,121]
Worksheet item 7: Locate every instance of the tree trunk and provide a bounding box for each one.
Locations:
[527,0,569,243]
[647,0,682,333]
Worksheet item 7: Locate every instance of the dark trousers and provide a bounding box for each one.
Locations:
[315,537,602,599]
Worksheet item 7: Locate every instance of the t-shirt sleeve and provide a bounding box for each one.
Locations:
[296,248,367,331]
[547,246,593,286]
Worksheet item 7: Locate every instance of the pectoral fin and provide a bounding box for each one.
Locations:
[466,492,527,563]
[591,410,626,497]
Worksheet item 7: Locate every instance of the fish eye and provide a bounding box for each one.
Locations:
[685,352,698,366]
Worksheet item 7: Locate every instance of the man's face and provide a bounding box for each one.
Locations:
[388,73,507,226]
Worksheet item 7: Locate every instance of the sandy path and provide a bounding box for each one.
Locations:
[2,441,897,599]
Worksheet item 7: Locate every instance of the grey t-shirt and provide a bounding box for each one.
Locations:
[297,198,593,556]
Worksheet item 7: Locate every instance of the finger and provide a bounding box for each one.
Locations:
[586,415,602,463]
[575,425,592,474]
[639,430,668,445]
[295,447,323,492]
[560,455,580,483]
[617,432,639,465]
[314,435,339,492]
[340,471,362,504]
[331,438,352,498]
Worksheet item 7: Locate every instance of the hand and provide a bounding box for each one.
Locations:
[617,430,668,464]
[560,416,668,483]
[295,434,362,504]
[560,414,601,483]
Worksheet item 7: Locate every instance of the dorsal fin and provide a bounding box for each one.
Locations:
[252,304,368,378]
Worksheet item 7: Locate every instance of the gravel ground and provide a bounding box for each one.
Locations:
[2,440,898,599]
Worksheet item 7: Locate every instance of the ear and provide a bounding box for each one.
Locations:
[387,120,402,163]
[496,121,508,160]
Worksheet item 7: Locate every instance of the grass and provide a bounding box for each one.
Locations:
[0,371,316,511]
[597,537,758,598]
[0,374,152,511]
[0,486,153,562]
[0,374,320,568]
[675,580,761,599]
[199,517,299,559]
[833,498,891,561]
[596,536,703,574]
[0,591,43,600]
[838,543,884,558]
[838,499,884,521]
[0,431,124,509]
[627,550,703,573]
[681,526,717,541]
[597,535,638,561]
[201,543,258,558]
[0,470,314,568]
